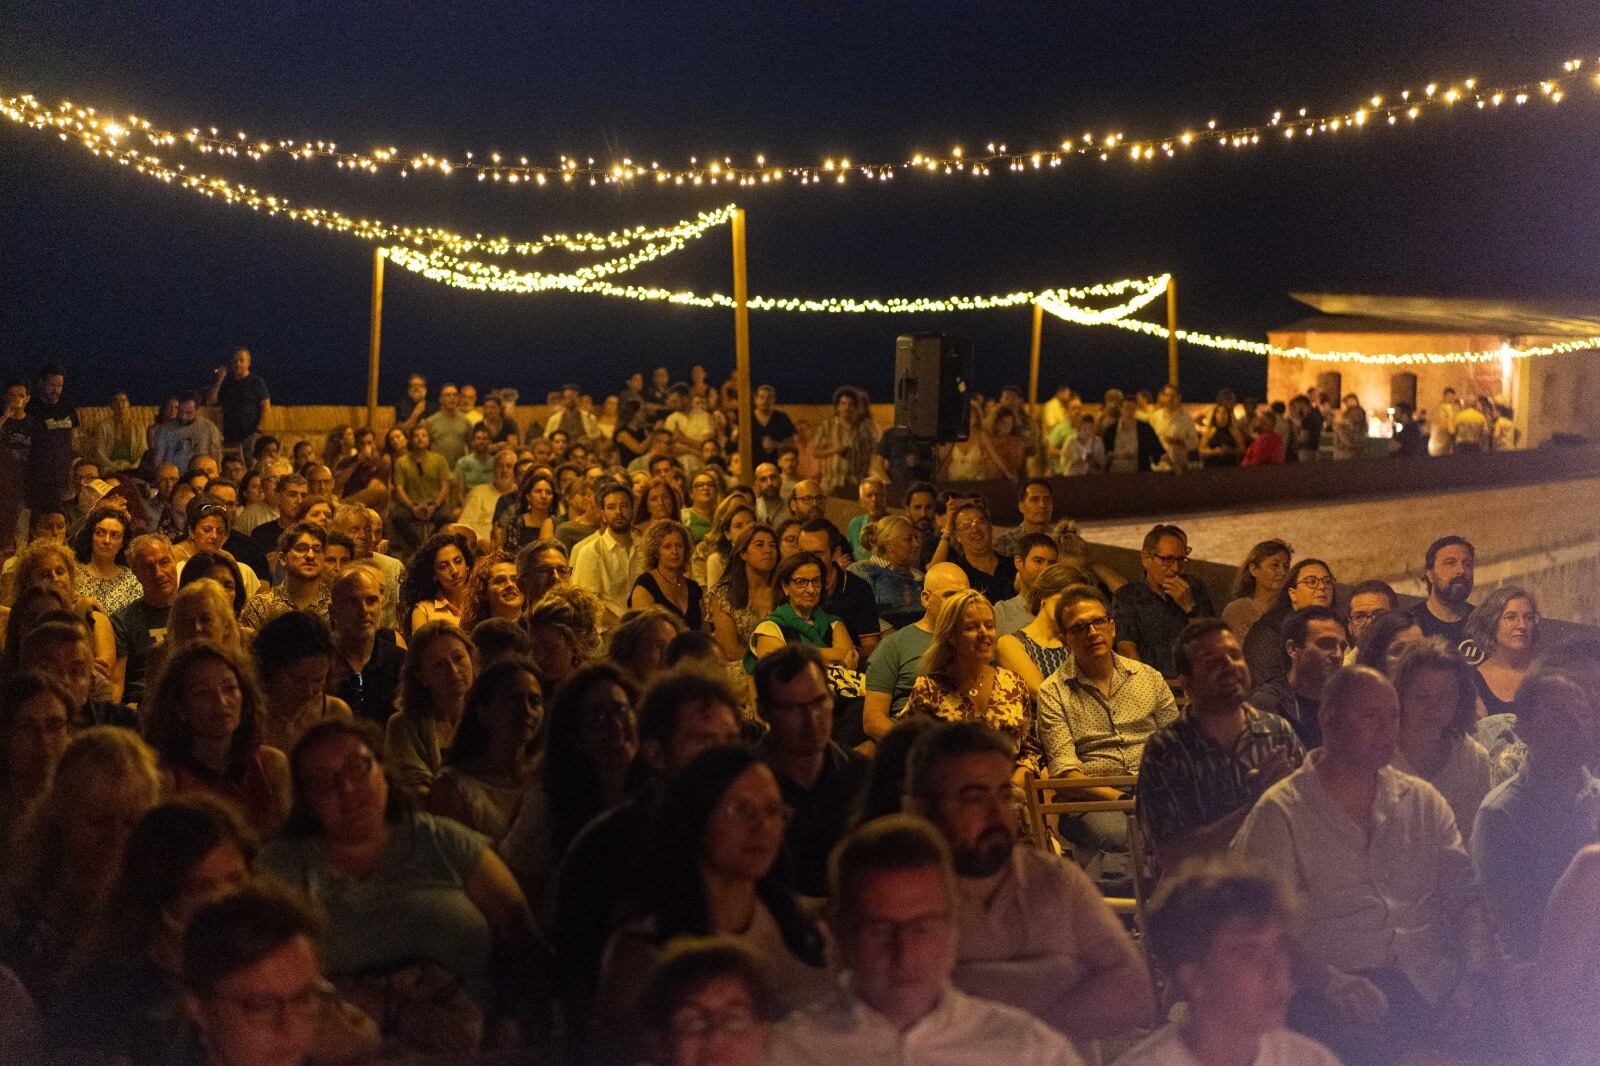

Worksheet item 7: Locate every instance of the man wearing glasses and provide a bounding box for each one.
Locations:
[1112,523,1216,678]
[240,522,331,630]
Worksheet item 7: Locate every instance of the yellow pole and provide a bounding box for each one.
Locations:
[1028,301,1044,416]
[731,209,754,486]
[366,247,385,430]
[1165,276,1179,389]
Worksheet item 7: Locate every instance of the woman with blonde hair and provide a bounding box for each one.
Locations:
[631,520,703,631]
[2,727,161,1004]
[4,540,115,687]
[904,589,1042,778]
[145,577,246,686]
[143,642,291,840]
[996,563,1080,695]
[848,513,923,629]
[692,497,756,588]
[461,550,525,632]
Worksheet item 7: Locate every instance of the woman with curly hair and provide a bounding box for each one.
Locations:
[605,608,684,686]
[4,540,115,688]
[71,507,141,617]
[494,469,558,555]
[630,521,703,631]
[460,550,525,632]
[143,641,291,839]
[692,496,756,589]
[399,529,473,638]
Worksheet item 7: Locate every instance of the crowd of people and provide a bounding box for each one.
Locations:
[0,351,1588,1066]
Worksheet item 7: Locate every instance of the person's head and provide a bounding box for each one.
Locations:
[544,662,638,811]
[1281,557,1335,611]
[1011,532,1059,592]
[470,617,534,671]
[25,726,160,896]
[871,514,918,569]
[273,474,308,521]
[924,589,997,681]
[35,365,65,404]
[300,463,335,499]
[901,483,937,533]
[1145,862,1295,1034]
[400,531,473,627]
[788,480,825,523]
[461,551,524,631]
[1392,638,1477,745]
[1140,524,1190,587]
[1021,563,1081,628]
[516,469,558,518]
[640,936,775,1066]
[252,611,337,716]
[827,815,957,1020]
[1463,585,1539,660]
[637,670,744,779]
[606,607,684,683]
[1016,478,1054,527]
[179,552,247,616]
[906,723,1018,878]
[11,539,79,603]
[167,579,243,653]
[1055,584,1117,668]
[666,629,723,672]
[1514,670,1600,771]
[23,620,99,713]
[773,550,827,616]
[950,502,994,558]
[1423,535,1475,607]
[1231,539,1292,600]
[918,561,971,624]
[1282,606,1348,692]
[857,476,888,518]
[1346,580,1399,644]
[1175,619,1250,711]
[1354,609,1427,676]
[515,539,571,604]
[321,530,355,578]
[275,521,327,585]
[645,521,694,575]
[184,499,231,554]
[796,519,848,571]
[69,507,130,569]
[754,644,833,760]
[123,535,173,606]
[446,658,544,769]
[597,481,636,535]
[144,642,265,771]
[1318,667,1400,773]
[180,879,329,1066]
[0,671,72,795]
[401,622,475,724]
[753,462,782,501]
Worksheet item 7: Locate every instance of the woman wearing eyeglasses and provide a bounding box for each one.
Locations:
[903,589,1042,779]
[745,552,856,673]
[595,746,828,1049]
[263,720,541,1048]
[1462,585,1540,717]
[1241,557,1337,688]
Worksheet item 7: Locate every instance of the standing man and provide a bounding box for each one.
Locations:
[1427,387,1459,457]
[863,562,970,741]
[1413,535,1475,646]
[111,534,179,704]
[751,384,798,466]
[992,532,1059,637]
[1149,386,1199,472]
[994,478,1055,559]
[207,347,270,458]
[570,482,643,626]
[767,816,1084,1066]
[754,644,871,897]
[26,364,76,522]
[0,379,34,549]
[150,392,223,474]
[423,384,470,466]
[906,722,1154,1042]
[1113,523,1216,677]
[1137,620,1304,870]
[1247,606,1349,749]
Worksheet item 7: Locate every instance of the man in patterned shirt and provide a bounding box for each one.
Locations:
[1137,620,1304,872]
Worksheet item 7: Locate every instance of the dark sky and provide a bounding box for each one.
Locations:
[3,2,1598,406]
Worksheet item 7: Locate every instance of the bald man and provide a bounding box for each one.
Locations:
[754,461,793,526]
[790,478,827,523]
[863,562,971,741]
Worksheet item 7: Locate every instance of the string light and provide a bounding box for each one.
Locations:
[3,54,1593,193]
[1039,303,1600,365]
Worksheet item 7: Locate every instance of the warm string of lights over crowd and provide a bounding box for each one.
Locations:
[2,56,1595,193]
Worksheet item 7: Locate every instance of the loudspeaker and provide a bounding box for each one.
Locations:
[894,333,972,441]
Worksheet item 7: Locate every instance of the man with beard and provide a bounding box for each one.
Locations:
[903,481,939,567]
[570,481,643,627]
[788,478,828,524]
[1248,606,1349,749]
[1413,536,1475,646]
[753,461,793,526]
[905,722,1154,1043]
[1137,620,1305,872]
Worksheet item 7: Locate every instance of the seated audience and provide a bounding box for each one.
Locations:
[24,618,138,729]
[847,515,924,630]
[571,482,645,626]
[1242,557,1336,687]
[1354,608,1425,676]
[1113,524,1216,677]
[1533,844,1600,1064]
[907,722,1154,1040]
[797,519,881,658]
[1463,584,1538,716]
[1345,578,1399,656]
[1138,620,1304,871]
[471,616,534,668]
[631,520,705,631]
[990,532,1059,638]
[637,937,775,1066]
[862,563,969,741]
[516,537,573,605]
[1389,639,1491,842]
[0,673,72,858]
[72,506,142,616]
[1220,539,1292,642]
[607,607,685,686]
[384,620,474,796]
[460,550,525,631]
[746,552,856,672]
[1234,666,1492,1066]
[766,814,1084,1065]
[253,610,353,752]
[995,562,1078,695]
[1247,605,1348,748]
[239,521,330,630]
[144,641,292,839]
[1119,862,1341,1066]
[902,589,1042,778]
[693,497,756,590]
[1472,671,1600,960]
[495,469,558,555]
[399,529,473,637]
[425,658,544,844]
[177,549,250,619]
[706,523,778,667]
[1412,535,1475,646]
[934,501,1017,604]
[327,564,406,726]
[753,645,871,897]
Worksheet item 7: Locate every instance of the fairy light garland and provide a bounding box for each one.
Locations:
[2,56,1594,192]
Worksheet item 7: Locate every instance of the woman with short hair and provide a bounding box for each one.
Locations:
[1463,585,1540,716]
[745,552,855,672]
[176,550,250,617]
[638,937,775,1066]
[1390,638,1492,841]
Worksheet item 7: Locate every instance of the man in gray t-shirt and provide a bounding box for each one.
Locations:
[862,562,968,742]
[423,384,470,466]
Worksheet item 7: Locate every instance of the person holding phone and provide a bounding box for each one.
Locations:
[1136,619,1305,873]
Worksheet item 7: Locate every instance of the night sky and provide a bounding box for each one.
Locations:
[3,2,1598,407]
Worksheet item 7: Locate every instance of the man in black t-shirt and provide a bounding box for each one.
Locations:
[207,347,271,451]
[1413,535,1475,647]
[750,384,798,465]
[25,365,76,514]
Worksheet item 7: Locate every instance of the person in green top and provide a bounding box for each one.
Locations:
[391,424,454,557]
[745,551,857,674]
[681,468,721,544]
[845,476,890,561]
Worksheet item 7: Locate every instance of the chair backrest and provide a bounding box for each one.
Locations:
[1021,772,1151,921]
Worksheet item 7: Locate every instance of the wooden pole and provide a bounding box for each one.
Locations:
[1028,301,1044,415]
[731,209,754,487]
[366,247,385,430]
[1165,276,1179,389]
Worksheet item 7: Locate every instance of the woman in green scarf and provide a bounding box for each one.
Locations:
[744,551,857,674]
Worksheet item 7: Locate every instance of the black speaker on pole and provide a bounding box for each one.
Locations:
[894,333,973,442]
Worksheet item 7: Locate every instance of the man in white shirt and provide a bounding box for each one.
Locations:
[1148,386,1199,472]
[569,482,643,627]
[1114,864,1340,1066]
[1233,666,1494,1066]
[905,722,1154,1043]
[545,383,601,441]
[767,815,1083,1066]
